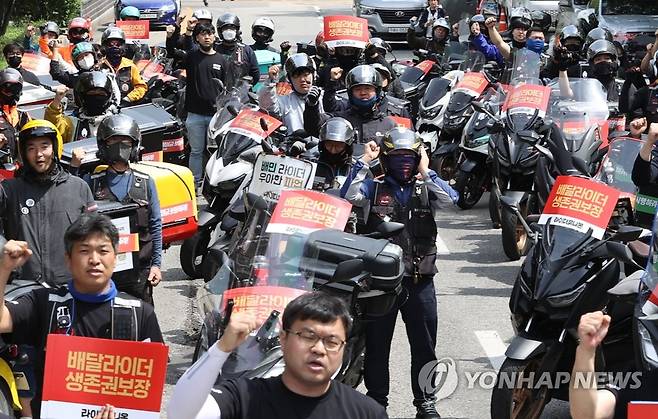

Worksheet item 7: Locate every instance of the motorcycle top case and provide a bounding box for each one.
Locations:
[303,229,404,291]
[60,103,185,168]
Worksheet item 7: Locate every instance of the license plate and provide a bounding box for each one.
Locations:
[141,13,157,19]
[388,27,407,33]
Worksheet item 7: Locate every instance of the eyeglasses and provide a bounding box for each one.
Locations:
[285,329,345,352]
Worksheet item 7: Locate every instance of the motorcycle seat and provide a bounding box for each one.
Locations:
[526,214,541,224]
[629,240,650,262]
[607,270,644,298]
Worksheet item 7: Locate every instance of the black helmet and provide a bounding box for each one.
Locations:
[0,68,23,105]
[217,12,241,30]
[285,53,316,80]
[97,114,141,163]
[509,8,532,30]
[74,71,113,115]
[587,39,618,63]
[42,21,60,37]
[585,27,613,50]
[101,26,126,46]
[371,63,392,82]
[319,117,355,146]
[251,17,275,44]
[530,11,552,34]
[367,37,392,56]
[560,25,583,44]
[380,127,423,184]
[346,65,383,97]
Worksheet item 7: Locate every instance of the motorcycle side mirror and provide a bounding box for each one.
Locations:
[227,105,239,117]
[605,241,634,265]
[571,156,590,176]
[329,259,365,284]
[246,192,269,212]
[611,225,644,243]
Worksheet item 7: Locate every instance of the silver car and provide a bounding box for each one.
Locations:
[354,0,426,40]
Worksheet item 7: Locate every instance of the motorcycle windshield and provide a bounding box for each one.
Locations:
[441,41,468,67]
[218,132,259,163]
[547,78,610,152]
[400,66,425,84]
[595,138,642,195]
[503,49,545,132]
[205,191,351,380]
[421,78,450,108]
[458,51,486,72]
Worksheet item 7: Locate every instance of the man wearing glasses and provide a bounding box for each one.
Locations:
[168,292,388,418]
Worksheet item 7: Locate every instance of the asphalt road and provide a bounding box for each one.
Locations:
[98,0,575,417]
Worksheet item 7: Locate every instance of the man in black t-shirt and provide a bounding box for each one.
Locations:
[570,311,658,419]
[0,212,164,418]
[166,21,228,189]
[168,292,388,418]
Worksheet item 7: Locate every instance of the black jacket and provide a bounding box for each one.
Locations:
[0,165,95,285]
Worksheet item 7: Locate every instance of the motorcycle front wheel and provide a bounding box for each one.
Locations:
[501,204,529,261]
[431,152,458,181]
[490,357,550,419]
[180,229,212,279]
[454,169,487,210]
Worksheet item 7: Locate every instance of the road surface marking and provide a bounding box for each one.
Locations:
[475,330,507,372]
[436,230,450,255]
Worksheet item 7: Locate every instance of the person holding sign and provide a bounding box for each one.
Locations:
[118,6,151,61]
[569,311,658,419]
[341,127,458,418]
[0,213,164,418]
[168,292,387,418]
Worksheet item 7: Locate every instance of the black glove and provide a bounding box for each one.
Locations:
[554,46,577,72]
[305,85,321,107]
[120,97,132,108]
[280,41,292,53]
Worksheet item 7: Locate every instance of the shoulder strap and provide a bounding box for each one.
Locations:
[112,293,141,341]
[128,170,150,203]
[48,290,74,335]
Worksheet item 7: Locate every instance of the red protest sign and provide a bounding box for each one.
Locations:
[454,72,488,97]
[559,120,610,148]
[415,60,434,76]
[118,233,139,253]
[116,20,150,40]
[266,189,352,235]
[389,116,412,129]
[229,109,282,141]
[21,53,51,76]
[502,84,551,118]
[160,201,195,224]
[629,402,658,419]
[323,15,369,49]
[221,286,308,324]
[41,334,168,419]
[276,81,293,96]
[538,176,620,239]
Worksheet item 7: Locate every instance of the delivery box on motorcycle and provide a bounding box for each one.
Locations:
[60,103,186,167]
[303,229,404,317]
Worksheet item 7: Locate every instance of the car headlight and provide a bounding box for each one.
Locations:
[546,282,586,308]
[359,6,375,15]
[160,2,176,11]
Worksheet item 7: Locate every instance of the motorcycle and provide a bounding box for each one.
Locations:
[0,149,17,182]
[453,87,504,209]
[193,191,404,390]
[490,171,645,419]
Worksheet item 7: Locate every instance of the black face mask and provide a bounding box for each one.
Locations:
[320,147,349,167]
[591,61,618,82]
[83,94,110,116]
[6,56,22,69]
[0,84,21,106]
[512,39,526,49]
[100,142,134,165]
[106,46,124,66]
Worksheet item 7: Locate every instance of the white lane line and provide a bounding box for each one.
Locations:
[475,330,508,372]
[436,230,450,255]
[313,5,322,19]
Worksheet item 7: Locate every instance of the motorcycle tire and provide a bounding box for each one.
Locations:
[454,169,486,210]
[192,324,209,363]
[489,191,501,229]
[490,357,550,419]
[501,205,529,261]
[431,153,458,181]
[180,229,211,279]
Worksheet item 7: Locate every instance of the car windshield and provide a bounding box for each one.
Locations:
[601,0,658,15]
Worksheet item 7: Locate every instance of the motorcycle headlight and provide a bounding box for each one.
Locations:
[638,322,658,368]
[420,105,442,119]
[546,282,586,308]
[465,134,489,149]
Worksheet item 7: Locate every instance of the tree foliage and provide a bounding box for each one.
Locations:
[1,0,82,36]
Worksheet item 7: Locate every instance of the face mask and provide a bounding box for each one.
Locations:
[0,84,21,105]
[526,39,545,54]
[320,144,349,166]
[565,43,581,53]
[222,29,237,42]
[512,39,526,49]
[101,142,134,164]
[6,56,21,68]
[83,94,110,116]
[106,46,123,66]
[591,61,617,81]
[349,95,378,111]
[77,55,95,71]
[385,154,418,184]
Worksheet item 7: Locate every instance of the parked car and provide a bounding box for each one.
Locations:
[354,0,426,41]
[561,0,658,38]
[114,0,181,28]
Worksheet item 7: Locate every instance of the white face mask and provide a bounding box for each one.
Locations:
[222,29,237,42]
[77,55,95,70]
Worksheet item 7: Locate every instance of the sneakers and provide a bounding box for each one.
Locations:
[415,399,441,419]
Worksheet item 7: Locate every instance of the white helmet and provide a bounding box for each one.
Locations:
[251,17,275,44]
[193,8,213,22]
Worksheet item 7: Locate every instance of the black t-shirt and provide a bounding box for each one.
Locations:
[183,50,228,116]
[211,375,388,419]
[606,369,658,419]
[4,287,163,416]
